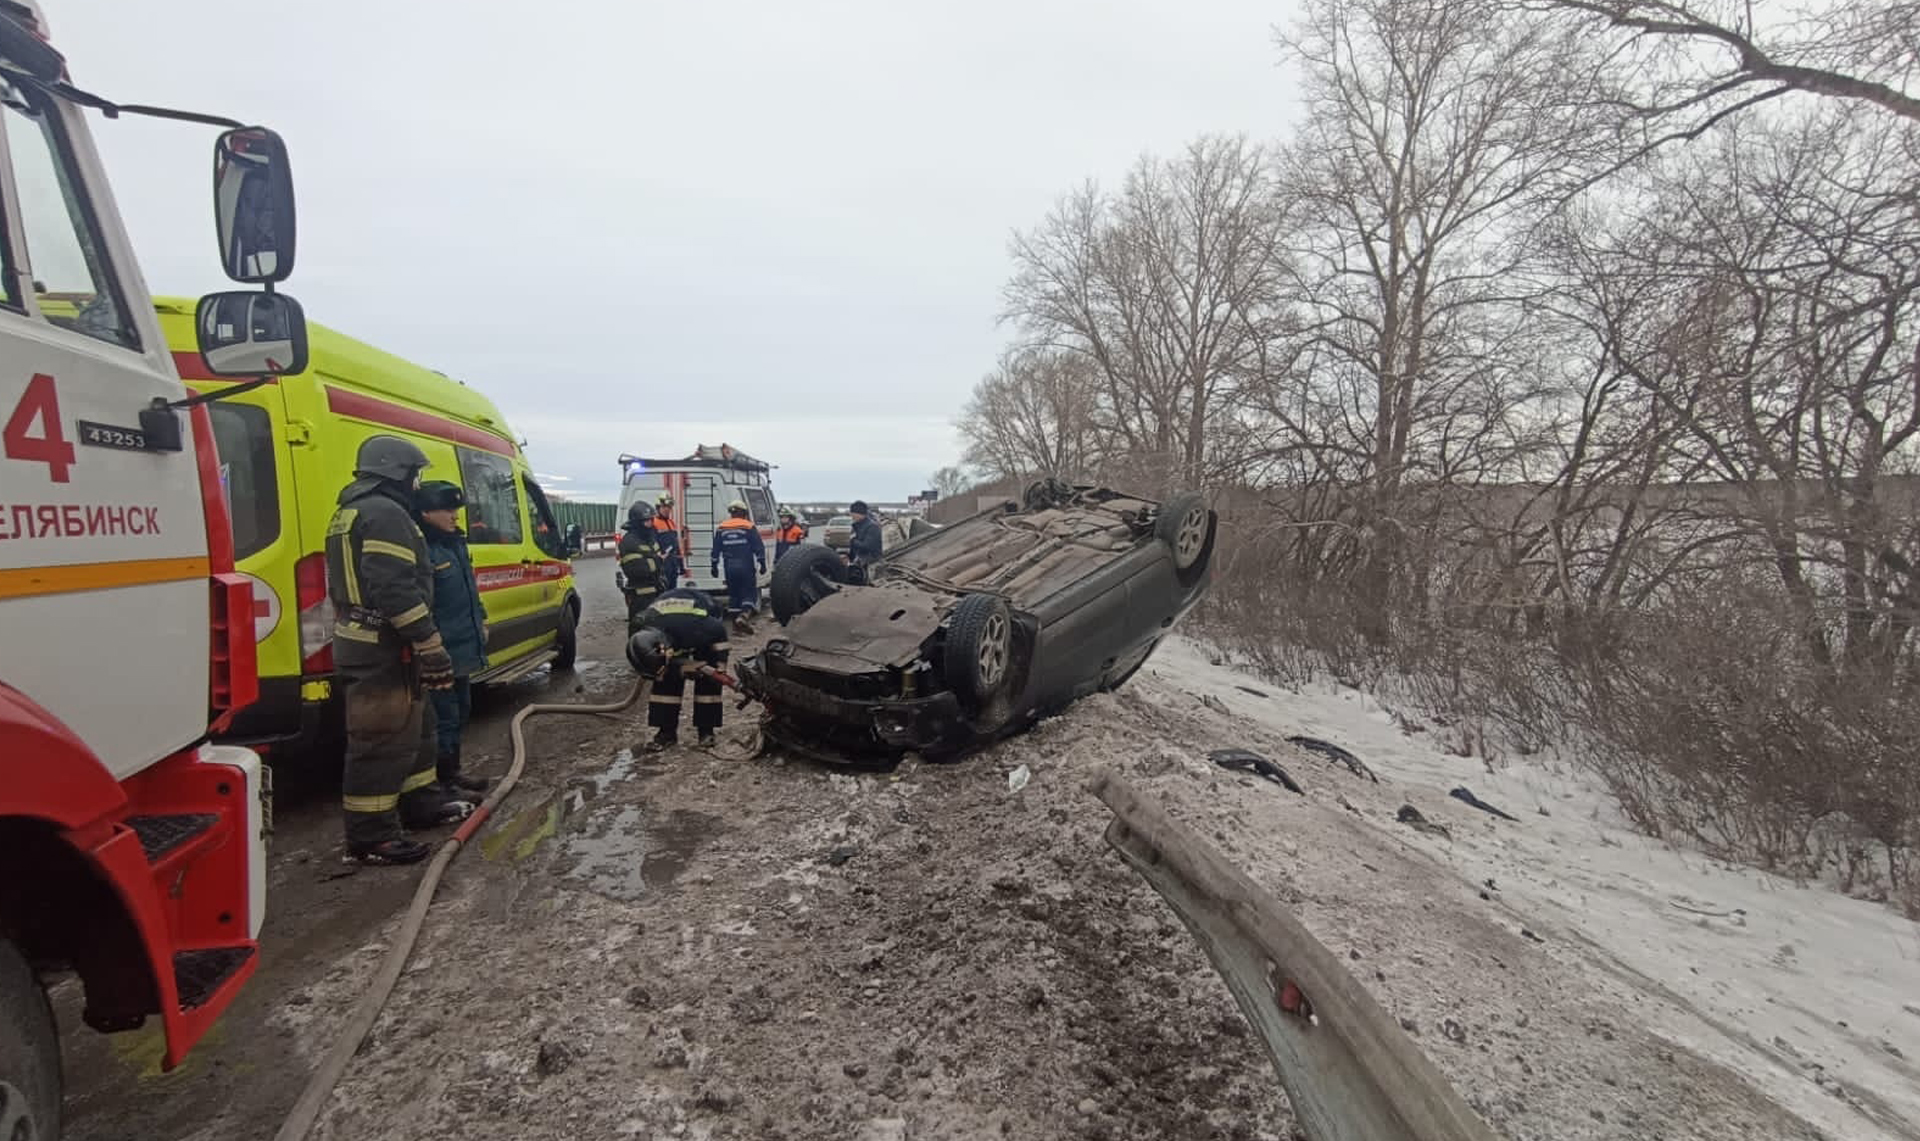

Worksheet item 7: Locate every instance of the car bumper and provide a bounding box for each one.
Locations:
[738,659,964,756]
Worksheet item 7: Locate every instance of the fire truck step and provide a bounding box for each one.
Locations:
[126,814,221,862]
[173,945,256,1010]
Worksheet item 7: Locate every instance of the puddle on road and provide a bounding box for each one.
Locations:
[481,745,723,901]
[560,806,719,901]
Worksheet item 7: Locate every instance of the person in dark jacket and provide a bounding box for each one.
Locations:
[617,501,668,634]
[775,505,807,560]
[625,588,731,751]
[711,498,767,632]
[846,500,883,580]
[415,480,490,796]
[327,436,474,866]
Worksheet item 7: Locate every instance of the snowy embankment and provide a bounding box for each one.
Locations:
[1143,636,1920,1141]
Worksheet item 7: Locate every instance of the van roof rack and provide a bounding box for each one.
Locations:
[617,443,773,472]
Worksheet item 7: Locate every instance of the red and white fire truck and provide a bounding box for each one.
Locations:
[0,3,311,1134]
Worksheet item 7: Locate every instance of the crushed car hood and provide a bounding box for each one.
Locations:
[780,585,946,673]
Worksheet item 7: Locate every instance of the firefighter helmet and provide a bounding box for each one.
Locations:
[655,492,674,507]
[728,498,748,514]
[626,628,671,677]
[355,435,430,483]
[626,501,655,529]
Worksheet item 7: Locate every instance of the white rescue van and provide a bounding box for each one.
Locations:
[616,445,779,595]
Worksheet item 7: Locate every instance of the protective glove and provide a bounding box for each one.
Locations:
[414,632,456,690]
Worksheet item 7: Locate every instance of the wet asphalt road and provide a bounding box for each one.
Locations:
[55,559,635,1141]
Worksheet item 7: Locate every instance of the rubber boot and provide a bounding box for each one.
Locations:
[401,784,476,829]
[437,746,490,795]
[643,728,678,753]
[346,837,431,866]
[697,729,717,748]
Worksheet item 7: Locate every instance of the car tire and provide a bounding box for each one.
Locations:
[771,545,849,624]
[946,593,1014,706]
[1156,493,1215,585]
[552,599,579,671]
[0,939,61,1141]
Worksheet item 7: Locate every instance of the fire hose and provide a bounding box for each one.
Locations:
[273,668,759,1141]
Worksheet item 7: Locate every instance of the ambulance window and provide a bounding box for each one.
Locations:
[209,403,279,561]
[745,487,774,528]
[456,448,523,546]
[523,476,566,559]
[0,81,137,348]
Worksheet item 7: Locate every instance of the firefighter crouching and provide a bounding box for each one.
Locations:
[618,501,669,634]
[775,505,807,560]
[626,588,731,752]
[712,497,767,633]
[327,436,475,866]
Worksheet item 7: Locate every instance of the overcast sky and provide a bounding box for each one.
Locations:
[56,0,1298,502]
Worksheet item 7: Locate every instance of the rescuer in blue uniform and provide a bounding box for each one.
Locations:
[711,498,767,633]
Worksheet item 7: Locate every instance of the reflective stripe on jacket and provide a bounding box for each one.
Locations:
[325,476,435,666]
[711,516,765,573]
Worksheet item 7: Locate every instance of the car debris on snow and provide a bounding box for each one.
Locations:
[1207,747,1303,794]
[1396,804,1454,840]
[1448,786,1520,822]
[1288,734,1378,782]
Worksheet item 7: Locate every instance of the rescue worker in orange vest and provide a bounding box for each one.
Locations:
[652,492,687,585]
[775,505,808,560]
[712,498,767,633]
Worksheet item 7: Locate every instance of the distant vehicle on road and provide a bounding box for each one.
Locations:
[822,515,854,551]
[738,481,1216,764]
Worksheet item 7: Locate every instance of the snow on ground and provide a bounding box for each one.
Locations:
[1145,636,1920,1141]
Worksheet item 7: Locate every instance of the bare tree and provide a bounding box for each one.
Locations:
[927,465,972,499]
[954,348,1105,482]
[1525,0,1920,140]
[1003,135,1287,488]
[1258,0,1605,635]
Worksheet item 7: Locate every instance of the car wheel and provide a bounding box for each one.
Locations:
[771,545,849,624]
[552,599,579,671]
[0,940,61,1141]
[946,593,1014,705]
[1156,493,1215,584]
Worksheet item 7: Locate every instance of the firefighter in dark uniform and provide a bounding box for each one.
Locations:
[711,497,767,632]
[775,505,807,560]
[626,588,731,751]
[617,501,668,634]
[652,492,687,586]
[326,436,475,866]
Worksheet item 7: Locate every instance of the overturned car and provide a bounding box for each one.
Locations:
[735,482,1216,764]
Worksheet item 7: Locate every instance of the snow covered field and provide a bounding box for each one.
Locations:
[1145,637,1920,1141]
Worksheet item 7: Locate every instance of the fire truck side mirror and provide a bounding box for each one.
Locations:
[195,291,310,378]
[213,126,297,284]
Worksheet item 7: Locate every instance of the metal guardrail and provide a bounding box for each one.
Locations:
[1088,773,1500,1141]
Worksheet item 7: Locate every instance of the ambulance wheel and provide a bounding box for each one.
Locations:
[0,939,60,1141]
[552,599,579,671]
[771,546,848,624]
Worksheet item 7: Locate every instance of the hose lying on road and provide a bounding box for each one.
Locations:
[273,679,649,1141]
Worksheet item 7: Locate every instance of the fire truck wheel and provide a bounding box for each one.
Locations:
[0,939,59,1141]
